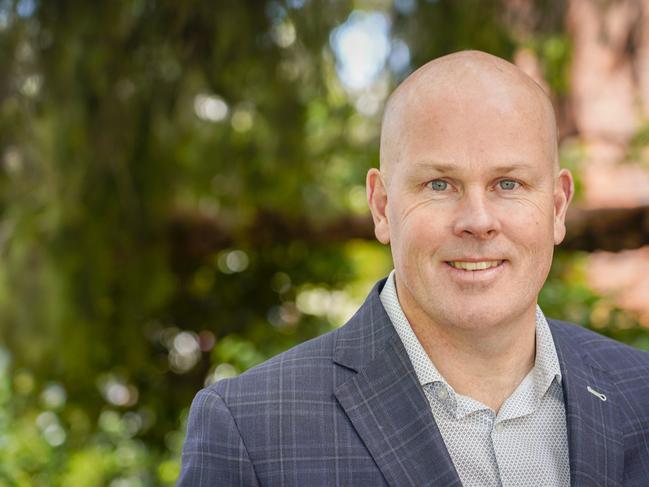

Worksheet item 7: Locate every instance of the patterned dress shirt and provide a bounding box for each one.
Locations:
[380,270,570,487]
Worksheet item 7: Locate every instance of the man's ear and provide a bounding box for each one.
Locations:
[366,168,390,245]
[553,168,574,245]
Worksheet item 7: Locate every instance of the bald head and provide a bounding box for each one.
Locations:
[379,50,559,184]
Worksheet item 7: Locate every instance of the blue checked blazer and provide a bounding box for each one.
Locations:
[178,279,649,486]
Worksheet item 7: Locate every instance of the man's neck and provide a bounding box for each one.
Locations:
[400,294,537,413]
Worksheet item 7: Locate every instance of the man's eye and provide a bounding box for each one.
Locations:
[428,180,448,191]
[498,179,518,190]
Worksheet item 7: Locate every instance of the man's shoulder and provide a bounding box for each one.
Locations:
[548,318,649,376]
[205,325,343,404]
[204,279,389,404]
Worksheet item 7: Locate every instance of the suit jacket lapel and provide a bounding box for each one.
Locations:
[550,321,624,486]
[333,281,461,487]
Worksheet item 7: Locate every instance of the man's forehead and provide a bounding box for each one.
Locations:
[409,160,538,174]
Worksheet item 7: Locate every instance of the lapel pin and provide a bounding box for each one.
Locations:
[587,385,607,402]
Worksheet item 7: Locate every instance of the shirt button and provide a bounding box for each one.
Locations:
[494,423,504,433]
[436,387,449,400]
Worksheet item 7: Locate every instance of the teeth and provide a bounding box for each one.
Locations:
[449,260,501,271]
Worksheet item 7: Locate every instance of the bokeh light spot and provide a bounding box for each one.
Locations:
[40,382,67,410]
[271,20,296,48]
[16,0,36,17]
[389,38,411,75]
[194,94,229,122]
[217,249,249,274]
[330,11,391,90]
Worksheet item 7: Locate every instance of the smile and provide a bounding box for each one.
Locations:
[447,260,504,271]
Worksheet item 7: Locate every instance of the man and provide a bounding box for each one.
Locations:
[179,51,649,486]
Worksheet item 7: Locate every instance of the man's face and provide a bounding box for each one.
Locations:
[368,81,573,332]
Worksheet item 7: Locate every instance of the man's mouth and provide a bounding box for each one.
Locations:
[446,260,504,271]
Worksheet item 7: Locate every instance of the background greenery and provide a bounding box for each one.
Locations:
[0,0,647,485]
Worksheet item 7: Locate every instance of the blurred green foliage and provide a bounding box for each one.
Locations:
[0,0,647,484]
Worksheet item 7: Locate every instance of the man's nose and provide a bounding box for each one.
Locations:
[451,190,500,239]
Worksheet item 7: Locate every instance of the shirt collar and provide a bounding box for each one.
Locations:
[380,270,444,387]
[379,270,562,405]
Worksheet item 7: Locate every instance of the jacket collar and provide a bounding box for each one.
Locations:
[333,279,462,486]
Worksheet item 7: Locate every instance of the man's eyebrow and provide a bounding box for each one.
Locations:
[491,162,535,172]
[411,161,458,173]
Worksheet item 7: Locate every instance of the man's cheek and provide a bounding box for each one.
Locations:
[400,228,438,266]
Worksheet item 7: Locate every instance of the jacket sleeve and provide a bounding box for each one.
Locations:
[177,388,260,487]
